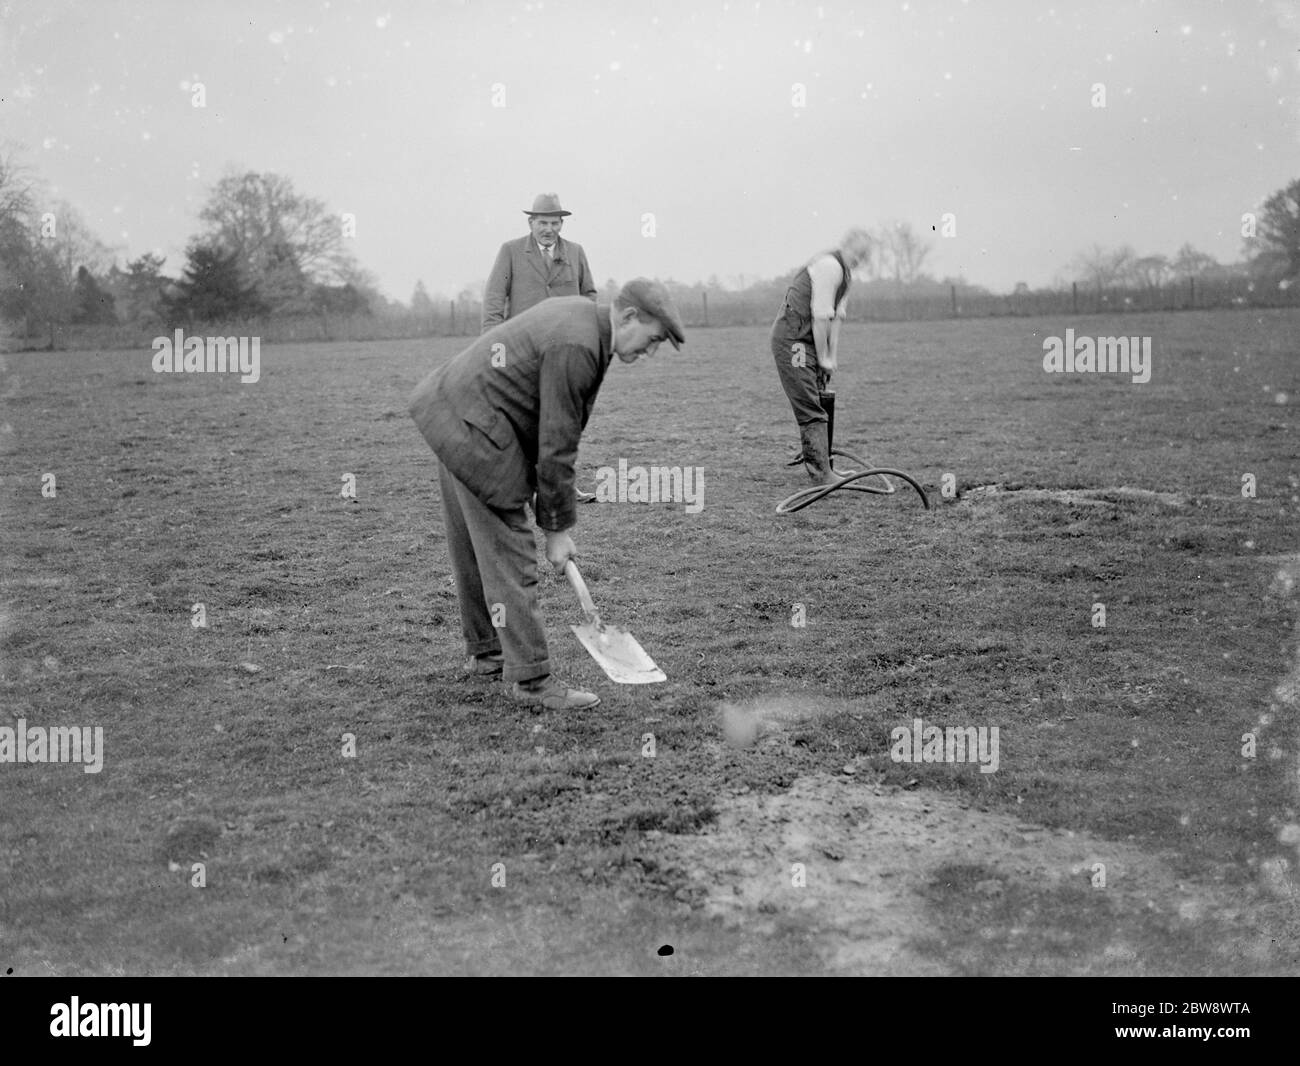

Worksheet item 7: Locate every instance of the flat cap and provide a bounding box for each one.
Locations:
[618,277,686,350]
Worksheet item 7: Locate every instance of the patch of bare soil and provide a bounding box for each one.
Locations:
[958,483,1195,507]
[668,769,1299,974]
[666,554,1300,975]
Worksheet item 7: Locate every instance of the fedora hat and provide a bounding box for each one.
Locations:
[523,192,572,217]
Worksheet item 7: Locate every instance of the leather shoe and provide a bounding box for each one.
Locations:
[463,653,503,677]
[510,675,600,710]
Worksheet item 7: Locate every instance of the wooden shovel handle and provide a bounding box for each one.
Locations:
[564,560,600,621]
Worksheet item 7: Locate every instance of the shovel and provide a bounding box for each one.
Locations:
[564,561,666,684]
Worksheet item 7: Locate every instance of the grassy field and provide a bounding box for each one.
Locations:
[1,308,1298,975]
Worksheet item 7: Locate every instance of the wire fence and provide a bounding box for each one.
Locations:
[680,276,1300,328]
[13,302,482,352]
[9,277,1299,352]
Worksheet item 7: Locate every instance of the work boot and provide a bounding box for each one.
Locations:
[799,422,837,486]
[510,674,601,711]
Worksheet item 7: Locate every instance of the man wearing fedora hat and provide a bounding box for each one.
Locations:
[484,192,600,503]
[410,278,685,711]
[482,192,597,330]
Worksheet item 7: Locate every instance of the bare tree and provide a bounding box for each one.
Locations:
[857,229,886,281]
[198,171,362,313]
[0,149,36,236]
[895,222,931,284]
[875,221,931,285]
[870,225,897,282]
[333,258,381,305]
[0,149,38,329]
[1127,254,1173,292]
[1070,243,1136,292]
[45,201,113,286]
[0,148,113,345]
[1171,243,1220,278]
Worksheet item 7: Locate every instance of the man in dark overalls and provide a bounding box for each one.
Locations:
[771,228,873,484]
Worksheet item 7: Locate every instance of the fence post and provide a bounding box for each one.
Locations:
[1189,276,1195,310]
[1072,281,1078,315]
[449,300,456,334]
[950,284,957,317]
[702,292,708,327]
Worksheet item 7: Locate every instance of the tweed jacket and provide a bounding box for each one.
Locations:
[481,235,596,330]
[410,296,614,532]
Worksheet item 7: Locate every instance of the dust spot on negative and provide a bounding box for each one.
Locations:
[657,944,674,956]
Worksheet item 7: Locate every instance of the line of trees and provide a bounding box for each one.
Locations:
[650,187,1300,322]
[0,149,396,347]
[0,152,117,347]
[3,149,1298,349]
[1041,183,1299,299]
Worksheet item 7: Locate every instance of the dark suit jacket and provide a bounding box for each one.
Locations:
[410,297,614,532]
[482,235,596,331]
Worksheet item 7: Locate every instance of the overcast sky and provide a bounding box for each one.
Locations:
[3,0,1298,301]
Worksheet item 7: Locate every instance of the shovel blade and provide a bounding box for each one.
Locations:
[570,621,666,684]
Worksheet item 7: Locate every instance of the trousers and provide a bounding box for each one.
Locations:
[437,459,550,684]
[771,325,830,427]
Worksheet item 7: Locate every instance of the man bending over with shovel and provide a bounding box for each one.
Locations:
[409,279,685,711]
[771,227,874,484]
